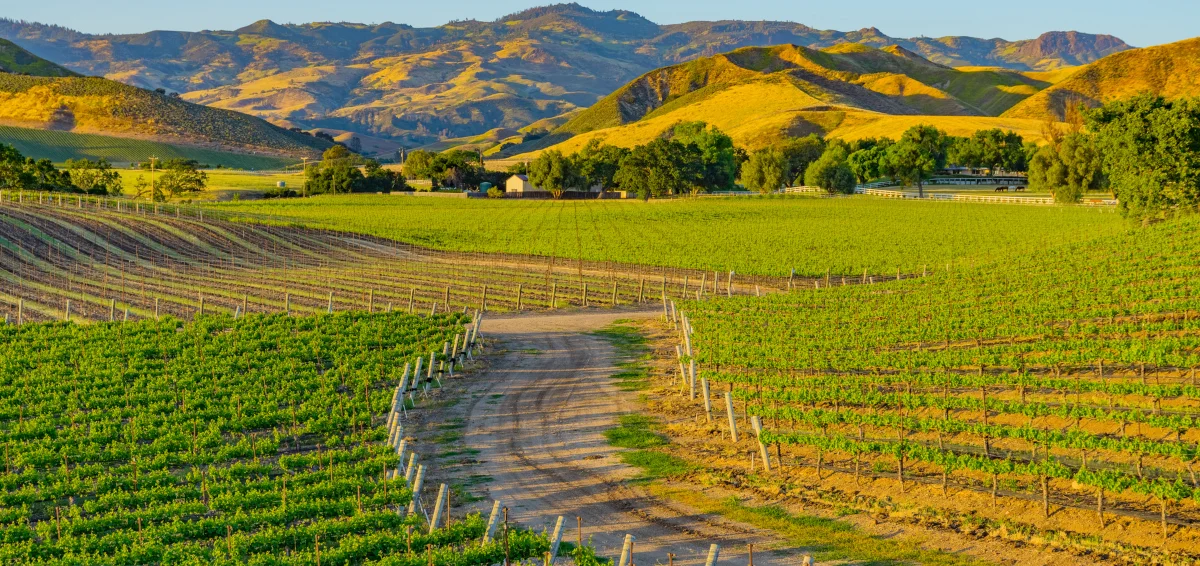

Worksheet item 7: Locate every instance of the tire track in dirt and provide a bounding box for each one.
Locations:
[464,309,801,566]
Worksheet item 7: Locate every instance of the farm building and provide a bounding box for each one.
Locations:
[506,175,537,193]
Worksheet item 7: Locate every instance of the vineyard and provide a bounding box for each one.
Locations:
[0,304,571,563]
[211,194,1126,277]
[659,211,1200,559]
[0,191,779,325]
[0,125,298,170]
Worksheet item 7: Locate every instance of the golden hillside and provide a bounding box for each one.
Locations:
[0,74,331,157]
[1004,36,1200,120]
[504,43,1056,157]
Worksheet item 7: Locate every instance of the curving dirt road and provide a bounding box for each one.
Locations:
[461,309,800,566]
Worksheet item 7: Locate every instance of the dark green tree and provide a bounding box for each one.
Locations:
[740,147,787,194]
[1088,94,1200,218]
[779,135,826,186]
[529,150,580,199]
[670,121,737,193]
[805,146,857,194]
[574,139,629,191]
[614,139,694,200]
[887,125,948,197]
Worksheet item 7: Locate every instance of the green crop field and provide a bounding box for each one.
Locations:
[658,212,1200,557]
[211,195,1126,277]
[0,311,560,563]
[0,125,299,170]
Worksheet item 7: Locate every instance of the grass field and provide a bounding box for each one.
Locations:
[211,194,1126,277]
[0,125,301,169]
[113,169,305,200]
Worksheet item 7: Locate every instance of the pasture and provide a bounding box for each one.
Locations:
[211,194,1126,277]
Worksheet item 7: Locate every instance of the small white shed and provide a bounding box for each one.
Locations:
[506,174,537,193]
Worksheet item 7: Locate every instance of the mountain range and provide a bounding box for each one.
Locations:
[0,4,1133,148]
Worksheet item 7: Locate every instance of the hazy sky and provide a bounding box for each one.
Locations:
[6,0,1193,47]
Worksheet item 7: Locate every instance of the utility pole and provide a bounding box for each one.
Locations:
[301,156,310,196]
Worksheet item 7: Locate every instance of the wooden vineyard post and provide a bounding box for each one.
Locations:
[407,465,426,515]
[64,300,70,322]
[725,393,739,442]
[481,285,488,313]
[582,283,588,307]
[787,269,794,291]
[284,293,291,316]
[369,289,375,313]
[617,534,634,566]
[517,284,523,311]
[109,299,116,322]
[409,288,416,314]
[701,378,713,422]
[242,294,248,316]
[704,544,720,566]
[429,484,447,533]
[328,292,334,314]
[444,286,450,311]
[198,296,205,319]
[550,281,557,309]
[16,299,22,325]
[862,268,867,285]
[547,516,564,565]
[155,298,160,320]
[611,282,618,306]
[483,500,502,544]
[638,278,645,302]
[727,271,733,297]
[750,416,771,472]
[689,360,697,400]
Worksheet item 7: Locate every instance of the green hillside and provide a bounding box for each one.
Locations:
[1004,36,1200,120]
[0,125,298,169]
[0,38,76,76]
[0,74,331,158]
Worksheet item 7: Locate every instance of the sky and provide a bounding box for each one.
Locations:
[5,0,1195,47]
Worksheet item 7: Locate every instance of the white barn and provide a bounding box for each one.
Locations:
[506,174,537,193]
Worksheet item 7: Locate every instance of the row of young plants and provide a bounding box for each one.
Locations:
[0,310,562,563]
[675,215,1200,539]
[0,201,716,324]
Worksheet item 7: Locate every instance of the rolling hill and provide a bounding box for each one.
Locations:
[0,72,332,158]
[503,43,1058,156]
[0,38,76,76]
[0,4,1131,146]
[1003,36,1200,120]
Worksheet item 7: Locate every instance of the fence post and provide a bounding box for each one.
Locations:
[517,284,523,311]
[725,392,738,442]
[701,378,712,422]
[328,292,334,314]
[704,544,720,566]
[482,501,502,543]
[429,484,447,533]
[547,516,565,564]
[550,281,557,309]
[638,278,645,302]
[64,300,70,322]
[750,416,771,472]
[285,293,290,316]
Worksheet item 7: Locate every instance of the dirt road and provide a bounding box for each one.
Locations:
[463,309,800,566]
